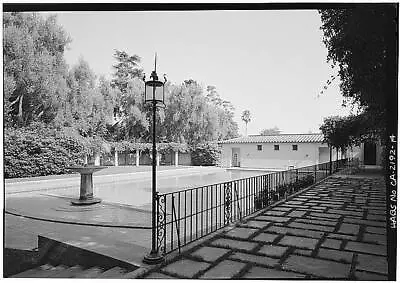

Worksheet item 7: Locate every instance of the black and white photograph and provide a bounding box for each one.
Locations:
[2,2,397,280]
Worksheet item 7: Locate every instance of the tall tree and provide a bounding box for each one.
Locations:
[109,50,148,141]
[260,126,281,136]
[3,12,71,127]
[111,50,143,93]
[241,110,251,136]
[319,6,397,137]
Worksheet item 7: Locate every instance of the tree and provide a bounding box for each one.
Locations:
[241,110,251,136]
[110,50,148,141]
[206,86,239,140]
[260,126,281,136]
[3,12,71,127]
[111,50,143,93]
[319,6,397,136]
[319,114,379,158]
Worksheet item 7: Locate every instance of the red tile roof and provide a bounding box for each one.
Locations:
[218,133,325,144]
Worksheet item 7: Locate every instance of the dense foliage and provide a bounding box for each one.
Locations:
[4,125,86,178]
[4,12,71,127]
[260,126,281,136]
[3,12,239,178]
[319,6,397,139]
[190,142,221,166]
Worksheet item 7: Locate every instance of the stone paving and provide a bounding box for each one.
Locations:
[139,174,388,279]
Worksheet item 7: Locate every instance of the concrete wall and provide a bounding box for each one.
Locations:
[220,142,341,170]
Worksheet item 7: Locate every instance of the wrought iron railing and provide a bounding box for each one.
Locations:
[155,158,349,255]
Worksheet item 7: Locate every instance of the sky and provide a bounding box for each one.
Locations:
[47,10,353,136]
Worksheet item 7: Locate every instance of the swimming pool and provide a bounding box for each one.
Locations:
[40,168,270,210]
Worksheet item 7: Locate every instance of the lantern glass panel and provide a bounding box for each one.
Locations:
[145,84,154,102]
[155,85,164,102]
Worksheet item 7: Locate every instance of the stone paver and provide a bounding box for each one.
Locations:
[253,233,279,243]
[321,238,342,249]
[343,217,386,227]
[161,259,210,278]
[338,223,360,235]
[230,252,279,267]
[210,238,257,252]
[355,271,388,280]
[279,235,319,250]
[327,233,358,241]
[243,267,306,279]
[293,249,312,256]
[365,226,386,235]
[356,254,388,274]
[258,245,288,257]
[191,246,230,262]
[267,225,324,239]
[363,233,387,245]
[255,215,290,222]
[242,220,269,229]
[287,210,307,217]
[200,260,245,279]
[225,227,258,239]
[345,241,386,256]
[309,212,341,219]
[264,210,287,216]
[297,218,338,226]
[288,222,334,232]
[317,248,353,263]
[283,255,351,278]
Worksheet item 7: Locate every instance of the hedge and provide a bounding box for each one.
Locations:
[190,142,221,166]
[4,127,86,178]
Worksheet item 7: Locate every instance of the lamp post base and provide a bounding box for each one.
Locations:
[143,251,164,265]
[71,198,102,206]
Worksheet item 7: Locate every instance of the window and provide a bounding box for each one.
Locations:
[292,144,298,151]
[274,145,280,151]
[257,145,263,151]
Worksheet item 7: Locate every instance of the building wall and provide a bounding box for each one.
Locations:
[356,141,383,166]
[220,142,340,170]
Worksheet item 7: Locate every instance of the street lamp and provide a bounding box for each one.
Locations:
[143,53,166,264]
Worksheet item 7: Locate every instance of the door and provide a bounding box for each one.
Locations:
[364,142,376,165]
[231,148,241,167]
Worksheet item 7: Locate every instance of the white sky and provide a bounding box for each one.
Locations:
[49,10,353,136]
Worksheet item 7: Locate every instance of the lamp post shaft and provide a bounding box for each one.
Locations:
[151,99,157,253]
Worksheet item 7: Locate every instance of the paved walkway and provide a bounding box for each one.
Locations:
[138,173,388,279]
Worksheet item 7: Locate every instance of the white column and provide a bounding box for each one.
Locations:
[156,153,160,166]
[175,151,179,167]
[114,150,118,166]
[94,152,100,166]
[136,150,140,166]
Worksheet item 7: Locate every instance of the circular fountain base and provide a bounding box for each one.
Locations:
[71,198,102,206]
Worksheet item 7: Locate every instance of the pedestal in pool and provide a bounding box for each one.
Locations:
[67,165,107,205]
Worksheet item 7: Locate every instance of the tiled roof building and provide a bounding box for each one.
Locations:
[218,133,324,144]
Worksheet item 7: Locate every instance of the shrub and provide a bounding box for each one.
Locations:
[254,173,315,210]
[4,127,86,178]
[190,142,221,166]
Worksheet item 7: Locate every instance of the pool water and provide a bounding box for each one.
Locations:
[48,169,269,209]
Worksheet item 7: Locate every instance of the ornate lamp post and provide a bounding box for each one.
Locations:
[143,54,166,264]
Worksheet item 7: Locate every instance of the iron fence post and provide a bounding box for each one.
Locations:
[314,165,317,182]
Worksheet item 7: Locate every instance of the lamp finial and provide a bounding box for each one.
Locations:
[154,52,157,73]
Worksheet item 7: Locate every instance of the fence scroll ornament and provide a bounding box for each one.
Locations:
[224,183,232,224]
[156,194,166,254]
